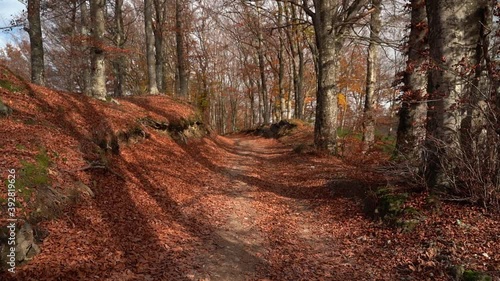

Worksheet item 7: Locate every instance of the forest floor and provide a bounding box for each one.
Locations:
[4,133,499,281]
[0,66,499,280]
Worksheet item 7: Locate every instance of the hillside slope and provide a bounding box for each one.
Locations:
[0,66,214,279]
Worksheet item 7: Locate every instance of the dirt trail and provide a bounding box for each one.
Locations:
[197,139,268,280]
[194,136,347,280]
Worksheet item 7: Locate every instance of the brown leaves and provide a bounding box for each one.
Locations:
[1,69,499,280]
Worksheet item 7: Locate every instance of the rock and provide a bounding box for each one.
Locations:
[15,223,40,263]
[24,243,40,261]
[0,99,12,117]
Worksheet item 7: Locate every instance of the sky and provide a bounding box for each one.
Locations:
[0,0,26,48]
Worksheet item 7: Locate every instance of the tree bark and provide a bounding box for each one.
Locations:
[113,0,126,96]
[284,2,305,120]
[145,0,159,95]
[362,0,381,152]
[81,0,92,96]
[277,1,286,120]
[175,0,188,98]
[257,39,270,124]
[27,0,45,86]
[153,0,167,93]
[309,0,367,153]
[90,0,107,100]
[425,0,488,188]
[396,0,428,165]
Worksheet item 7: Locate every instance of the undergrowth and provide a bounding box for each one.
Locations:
[0,79,24,92]
[368,187,424,232]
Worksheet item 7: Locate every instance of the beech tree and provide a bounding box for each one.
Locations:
[283,1,307,120]
[144,0,160,94]
[112,0,126,96]
[153,0,168,93]
[90,0,107,99]
[27,0,45,85]
[81,0,92,96]
[302,0,368,152]
[425,0,492,188]
[175,0,189,97]
[362,0,381,152]
[395,0,428,166]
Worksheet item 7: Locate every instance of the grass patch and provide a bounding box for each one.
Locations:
[0,79,24,92]
[18,148,52,191]
[16,144,27,151]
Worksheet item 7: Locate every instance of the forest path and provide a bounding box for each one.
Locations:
[195,138,269,280]
[193,135,362,280]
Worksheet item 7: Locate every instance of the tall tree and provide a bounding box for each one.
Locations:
[362,0,381,152]
[396,0,428,166]
[112,0,126,96]
[90,0,107,99]
[303,0,368,152]
[27,0,45,85]
[256,8,270,124]
[287,2,305,120]
[153,0,167,93]
[81,0,92,96]
[175,0,189,97]
[277,0,286,120]
[425,0,490,188]
[145,0,159,94]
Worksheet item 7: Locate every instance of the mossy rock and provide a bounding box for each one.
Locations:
[0,98,12,117]
[450,266,492,281]
[462,270,492,281]
[0,79,24,92]
[368,187,423,231]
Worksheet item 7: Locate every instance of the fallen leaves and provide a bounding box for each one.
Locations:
[0,65,499,280]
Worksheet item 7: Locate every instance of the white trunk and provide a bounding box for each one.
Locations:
[362,0,381,152]
[90,0,107,100]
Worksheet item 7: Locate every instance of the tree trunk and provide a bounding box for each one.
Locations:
[113,0,126,97]
[425,0,488,188]
[145,0,159,95]
[176,0,188,98]
[285,2,305,120]
[460,0,492,152]
[362,0,381,152]
[312,1,338,152]
[296,45,305,119]
[314,34,340,152]
[308,0,367,153]
[90,0,107,100]
[27,0,45,86]
[396,0,428,166]
[68,2,77,92]
[249,77,257,127]
[153,0,167,93]
[277,1,286,120]
[257,21,270,124]
[81,0,92,96]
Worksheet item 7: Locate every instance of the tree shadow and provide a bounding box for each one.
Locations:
[1,87,194,280]
[179,136,375,204]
